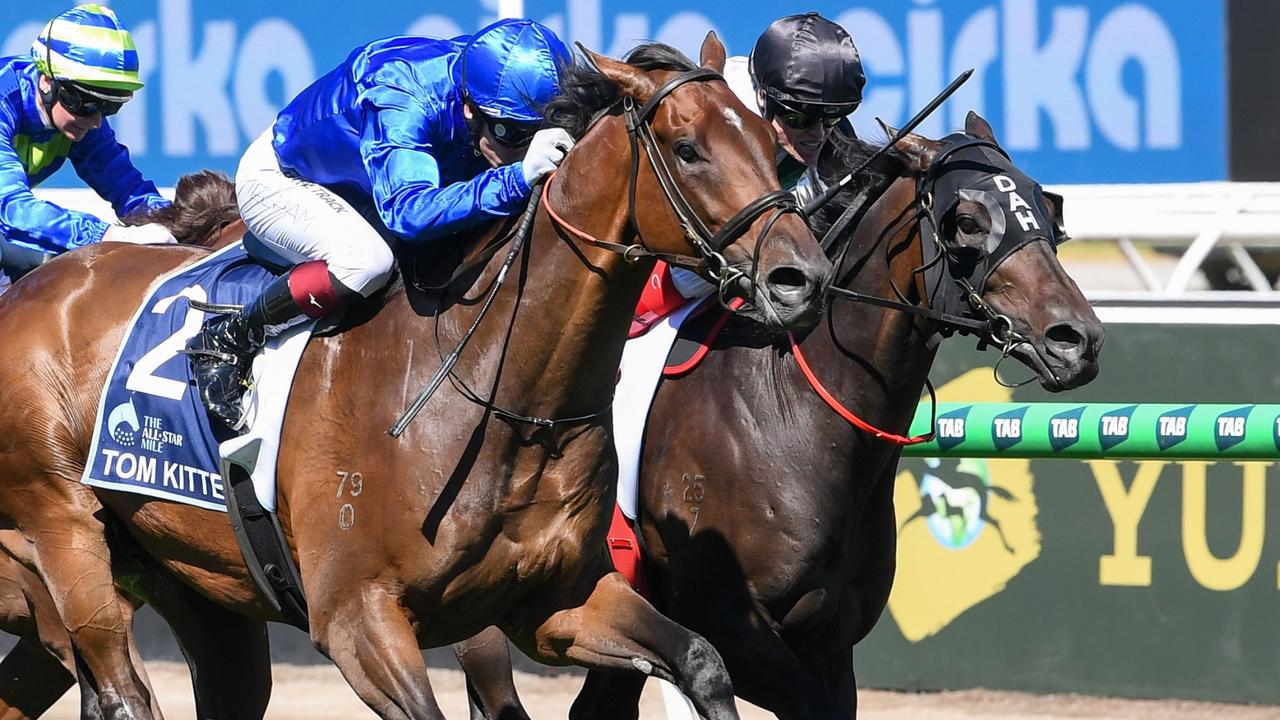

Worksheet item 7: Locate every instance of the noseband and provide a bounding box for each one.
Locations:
[548,67,803,302]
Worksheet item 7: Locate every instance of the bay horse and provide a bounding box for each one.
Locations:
[568,112,1103,718]
[0,34,830,720]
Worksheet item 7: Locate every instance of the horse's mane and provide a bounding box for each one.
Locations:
[698,131,912,348]
[806,130,909,242]
[123,170,239,247]
[545,43,697,138]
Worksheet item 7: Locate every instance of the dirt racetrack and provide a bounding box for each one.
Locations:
[39,661,1280,719]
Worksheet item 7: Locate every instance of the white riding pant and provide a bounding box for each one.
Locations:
[235,128,394,296]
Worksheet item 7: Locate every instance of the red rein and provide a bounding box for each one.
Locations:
[788,333,934,445]
[544,170,928,445]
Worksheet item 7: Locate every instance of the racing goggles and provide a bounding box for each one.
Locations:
[479,112,540,148]
[766,98,851,130]
[56,82,129,118]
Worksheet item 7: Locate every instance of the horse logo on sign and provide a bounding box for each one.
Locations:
[886,368,1042,643]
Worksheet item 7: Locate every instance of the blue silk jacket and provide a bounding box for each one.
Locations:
[0,56,168,254]
[272,36,532,244]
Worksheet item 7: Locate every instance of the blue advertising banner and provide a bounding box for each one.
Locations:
[2,0,1224,186]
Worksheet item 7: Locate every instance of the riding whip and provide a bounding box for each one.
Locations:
[803,68,974,216]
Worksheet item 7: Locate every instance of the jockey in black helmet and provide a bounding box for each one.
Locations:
[668,13,863,298]
[725,12,865,198]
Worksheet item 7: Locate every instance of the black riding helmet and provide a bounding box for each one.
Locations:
[750,12,865,119]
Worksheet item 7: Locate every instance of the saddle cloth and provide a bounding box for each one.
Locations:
[81,242,313,513]
[615,264,739,519]
[610,264,743,590]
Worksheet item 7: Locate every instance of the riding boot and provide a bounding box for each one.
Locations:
[184,272,301,428]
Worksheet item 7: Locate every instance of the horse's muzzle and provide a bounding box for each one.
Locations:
[748,254,829,331]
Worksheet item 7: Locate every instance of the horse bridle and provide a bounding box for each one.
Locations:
[393,66,805,436]
[549,67,804,304]
[824,136,1060,353]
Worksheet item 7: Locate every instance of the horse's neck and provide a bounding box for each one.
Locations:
[783,180,939,501]
[389,135,650,424]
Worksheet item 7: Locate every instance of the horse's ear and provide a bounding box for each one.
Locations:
[885,122,947,175]
[1042,190,1069,240]
[579,44,656,103]
[699,31,727,73]
[965,110,997,144]
[875,118,939,174]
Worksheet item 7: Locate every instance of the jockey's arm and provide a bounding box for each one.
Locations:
[0,106,110,253]
[69,121,169,221]
[358,80,529,243]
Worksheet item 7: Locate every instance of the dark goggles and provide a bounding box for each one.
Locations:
[766,99,852,130]
[479,112,540,148]
[56,82,128,118]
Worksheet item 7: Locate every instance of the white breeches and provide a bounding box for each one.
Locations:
[235,128,394,296]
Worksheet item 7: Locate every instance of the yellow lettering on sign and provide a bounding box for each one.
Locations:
[1092,460,1163,587]
[1182,461,1268,592]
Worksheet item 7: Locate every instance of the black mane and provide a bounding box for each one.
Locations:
[545,43,696,138]
[807,130,909,241]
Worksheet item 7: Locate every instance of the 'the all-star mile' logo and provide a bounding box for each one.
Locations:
[107,398,140,447]
[889,368,1041,643]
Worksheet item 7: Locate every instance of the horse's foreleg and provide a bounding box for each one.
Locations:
[451,626,531,720]
[26,506,156,720]
[815,651,857,717]
[666,585,850,720]
[531,571,739,720]
[0,532,158,720]
[309,584,446,720]
[568,670,645,720]
[131,565,271,720]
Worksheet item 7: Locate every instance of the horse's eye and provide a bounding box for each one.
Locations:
[956,214,981,235]
[674,141,701,164]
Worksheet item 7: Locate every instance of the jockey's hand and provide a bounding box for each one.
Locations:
[520,128,575,185]
[105,223,178,245]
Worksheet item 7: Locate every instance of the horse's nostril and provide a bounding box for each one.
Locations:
[1045,322,1085,349]
[766,266,808,293]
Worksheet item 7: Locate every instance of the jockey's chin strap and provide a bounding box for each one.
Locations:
[543,67,803,306]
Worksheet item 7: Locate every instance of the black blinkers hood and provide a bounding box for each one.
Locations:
[918,135,1065,321]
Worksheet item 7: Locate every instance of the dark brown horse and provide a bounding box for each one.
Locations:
[566,113,1103,718]
[0,35,830,720]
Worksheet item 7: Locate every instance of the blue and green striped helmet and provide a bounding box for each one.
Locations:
[31,4,142,96]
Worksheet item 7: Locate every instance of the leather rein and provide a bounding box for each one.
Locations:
[391,66,804,436]
[542,67,803,304]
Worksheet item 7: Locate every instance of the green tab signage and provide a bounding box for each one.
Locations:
[861,321,1280,705]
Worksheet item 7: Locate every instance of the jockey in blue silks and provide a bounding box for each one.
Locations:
[186,18,574,428]
[0,4,174,283]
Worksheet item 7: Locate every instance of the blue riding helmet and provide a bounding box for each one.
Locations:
[461,19,570,123]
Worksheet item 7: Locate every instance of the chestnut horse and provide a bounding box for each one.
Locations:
[0,35,830,720]
[566,113,1103,718]
[0,170,271,720]
[0,171,535,720]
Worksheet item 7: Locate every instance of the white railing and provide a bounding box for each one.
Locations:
[1048,181,1280,296]
[31,187,174,223]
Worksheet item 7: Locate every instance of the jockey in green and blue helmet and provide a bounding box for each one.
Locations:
[0,3,173,284]
[185,18,575,428]
[31,3,145,97]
